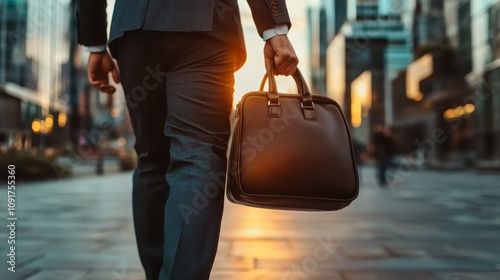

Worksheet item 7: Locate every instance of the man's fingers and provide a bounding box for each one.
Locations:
[278,65,295,76]
[112,68,120,84]
[282,57,299,75]
[265,57,273,73]
[87,52,121,92]
[89,78,105,84]
[89,76,107,88]
[88,72,108,85]
[275,57,293,72]
[267,55,297,76]
[89,80,103,88]
[100,85,116,94]
[265,35,298,75]
[274,54,298,76]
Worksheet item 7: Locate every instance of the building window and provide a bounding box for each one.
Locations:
[489,2,500,60]
[357,1,378,20]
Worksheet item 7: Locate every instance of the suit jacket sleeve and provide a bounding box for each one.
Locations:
[247,0,291,37]
[77,0,108,46]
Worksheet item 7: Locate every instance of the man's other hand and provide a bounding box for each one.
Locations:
[87,51,120,94]
[264,35,298,76]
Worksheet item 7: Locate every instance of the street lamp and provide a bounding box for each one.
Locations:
[58,112,67,127]
[32,119,41,134]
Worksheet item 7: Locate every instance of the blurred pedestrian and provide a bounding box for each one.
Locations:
[370,125,396,187]
[76,1,298,279]
[352,137,368,182]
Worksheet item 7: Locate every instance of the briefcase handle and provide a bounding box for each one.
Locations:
[259,63,316,120]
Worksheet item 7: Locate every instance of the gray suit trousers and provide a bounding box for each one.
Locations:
[113,30,235,280]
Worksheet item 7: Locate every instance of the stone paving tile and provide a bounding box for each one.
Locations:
[433,272,500,280]
[394,229,484,241]
[436,249,500,261]
[212,255,255,271]
[294,272,344,280]
[23,252,143,270]
[79,268,146,280]
[230,239,292,259]
[24,269,88,280]
[3,269,39,280]
[210,270,344,280]
[288,239,343,259]
[385,244,440,258]
[343,271,438,280]
[98,243,141,255]
[1,168,499,279]
[340,245,389,259]
[0,247,45,272]
[384,243,500,260]
[210,271,243,280]
[14,240,107,255]
[255,258,499,271]
[221,227,400,242]
[250,271,344,280]
[214,240,232,258]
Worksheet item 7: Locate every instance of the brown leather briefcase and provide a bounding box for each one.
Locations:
[226,66,359,211]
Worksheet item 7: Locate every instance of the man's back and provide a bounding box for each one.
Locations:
[78,0,291,69]
[110,0,221,40]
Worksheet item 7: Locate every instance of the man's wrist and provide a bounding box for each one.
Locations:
[262,24,289,41]
[84,45,107,53]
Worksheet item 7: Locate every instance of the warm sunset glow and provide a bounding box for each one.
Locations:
[327,33,346,108]
[232,2,312,105]
[351,70,372,127]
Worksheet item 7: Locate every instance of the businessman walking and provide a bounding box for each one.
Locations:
[76,0,298,279]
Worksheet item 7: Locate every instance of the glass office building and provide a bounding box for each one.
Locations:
[389,0,476,167]
[467,0,500,169]
[320,0,412,142]
[0,0,71,150]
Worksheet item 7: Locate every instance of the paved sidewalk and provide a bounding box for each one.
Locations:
[1,167,499,280]
[64,157,122,179]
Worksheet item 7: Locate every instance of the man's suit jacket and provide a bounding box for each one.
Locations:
[77,0,291,69]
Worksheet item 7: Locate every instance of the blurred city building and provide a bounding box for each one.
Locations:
[0,0,30,149]
[392,0,474,168]
[466,0,500,169]
[311,0,412,142]
[308,0,348,97]
[310,0,500,170]
[0,0,72,151]
[0,0,132,156]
